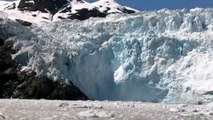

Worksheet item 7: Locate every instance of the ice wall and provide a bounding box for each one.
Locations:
[1,8,213,103]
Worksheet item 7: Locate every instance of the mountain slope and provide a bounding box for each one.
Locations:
[0,0,138,22]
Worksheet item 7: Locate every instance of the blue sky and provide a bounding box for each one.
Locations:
[87,0,213,11]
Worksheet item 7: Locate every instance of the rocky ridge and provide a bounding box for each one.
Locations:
[1,0,138,21]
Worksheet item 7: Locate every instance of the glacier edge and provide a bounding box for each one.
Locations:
[1,8,213,103]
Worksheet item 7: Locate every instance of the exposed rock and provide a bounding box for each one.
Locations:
[15,19,32,26]
[122,8,137,14]
[67,8,107,20]
[0,43,16,72]
[12,72,88,100]
[0,37,88,100]
[0,38,4,46]
[17,0,36,11]
[18,0,69,15]
[3,3,16,10]
[203,91,213,95]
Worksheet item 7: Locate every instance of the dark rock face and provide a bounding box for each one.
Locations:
[4,3,16,10]
[58,6,136,21]
[12,72,88,100]
[0,40,16,98]
[0,38,88,100]
[67,8,107,20]
[122,8,136,14]
[18,0,69,15]
[0,38,4,46]
[203,91,213,95]
[17,0,37,11]
[15,19,32,26]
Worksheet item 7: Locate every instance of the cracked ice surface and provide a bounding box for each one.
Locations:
[1,8,213,103]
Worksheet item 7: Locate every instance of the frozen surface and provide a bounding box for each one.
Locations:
[0,99,213,120]
[1,8,213,103]
[0,0,52,24]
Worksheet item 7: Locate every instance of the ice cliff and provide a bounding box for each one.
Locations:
[1,1,213,103]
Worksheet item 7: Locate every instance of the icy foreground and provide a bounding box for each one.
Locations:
[0,99,213,120]
[1,8,213,103]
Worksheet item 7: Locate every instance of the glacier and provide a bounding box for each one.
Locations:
[1,8,213,103]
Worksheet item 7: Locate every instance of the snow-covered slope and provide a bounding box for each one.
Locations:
[1,5,213,103]
[0,0,138,22]
[0,0,52,23]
